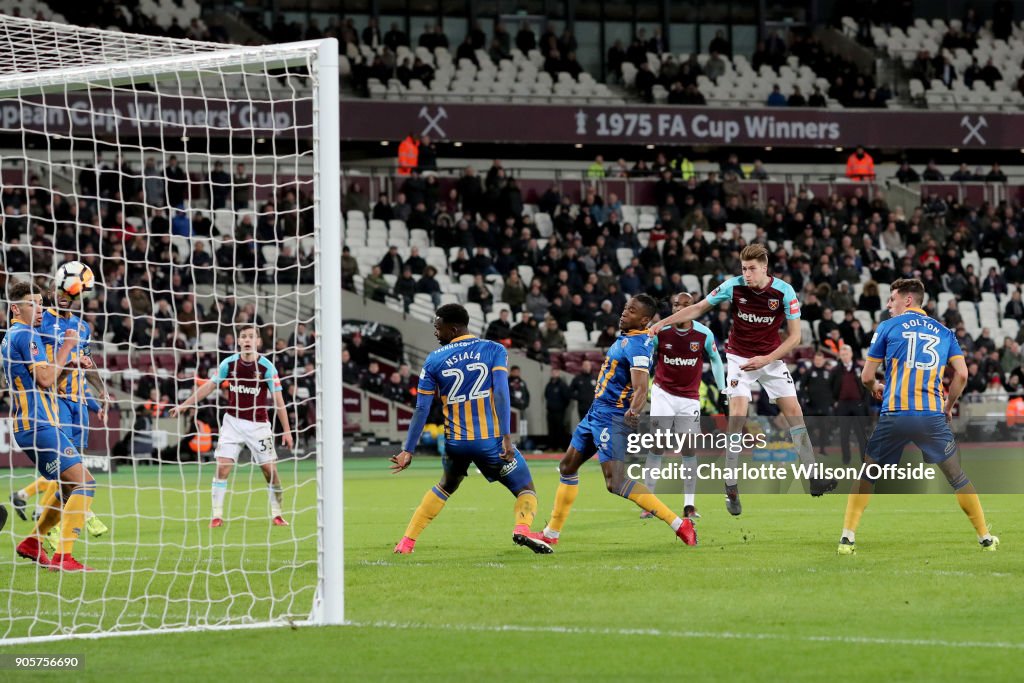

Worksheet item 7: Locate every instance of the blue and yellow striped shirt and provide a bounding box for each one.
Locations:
[40,309,94,404]
[866,307,962,415]
[0,321,61,432]
[417,334,509,442]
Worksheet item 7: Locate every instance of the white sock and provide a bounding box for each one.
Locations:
[542,526,559,539]
[16,487,29,500]
[842,528,855,542]
[86,510,95,520]
[724,449,740,487]
[670,517,683,531]
[212,478,228,518]
[268,484,283,517]
[643,452,662,491]
[682,455,697,507]
[791,426,818,468]
[979,533,993,543]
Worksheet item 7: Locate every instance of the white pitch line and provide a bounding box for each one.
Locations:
[350,620,1024,651]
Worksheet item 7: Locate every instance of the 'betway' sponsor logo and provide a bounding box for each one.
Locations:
[230,384,261,396]
[663,356,699,367]
[737,311,776,324]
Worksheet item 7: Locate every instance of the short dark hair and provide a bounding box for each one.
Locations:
[436,303,470,327]
[891,277,925,305]
[632,293,658,319]
[9,280,36,302]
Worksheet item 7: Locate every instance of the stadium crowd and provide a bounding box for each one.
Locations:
[0,156,319,448]
[343,149,1024,410]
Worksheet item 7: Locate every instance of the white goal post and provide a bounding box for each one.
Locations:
[0,16,343,643]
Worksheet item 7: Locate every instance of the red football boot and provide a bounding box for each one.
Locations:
[525,530,558,546]
[49,553,94,572]
[272,516,289,526]
[16,536,49,567]
[393,536,416,554]
[675,518,698,546]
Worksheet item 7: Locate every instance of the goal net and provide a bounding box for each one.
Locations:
[0,16,343,642]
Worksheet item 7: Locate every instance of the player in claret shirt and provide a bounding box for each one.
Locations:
[641,292,726,520]
[171,325,294,528]
[650,244,837,515]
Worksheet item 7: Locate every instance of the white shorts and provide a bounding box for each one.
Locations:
[650,384,701,435]
[725,353,797,402]
[215,414,278,465]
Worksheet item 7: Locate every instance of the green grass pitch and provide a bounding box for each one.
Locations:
[1,454,1023,681]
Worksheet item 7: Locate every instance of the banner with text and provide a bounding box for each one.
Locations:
[340,100,1019,149]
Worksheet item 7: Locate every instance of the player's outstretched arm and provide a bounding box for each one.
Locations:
[169,379,218,417]
[78,354,114,406]
[491,367,514,461]
[33,328,78,389]
[704,335,727,392]
[84,386,108,426]
[741,317,802,371]
[648,298,712,335]
[861,359,884,401]
[391,390,433,473]
[944,355,969,422]
[624,367,650,428]
[272,390,294,450]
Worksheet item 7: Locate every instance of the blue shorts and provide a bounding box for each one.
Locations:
[570,410,631,463]
[866,413,958,466]
[443,437,534,493]
[14,427,82,480]
[58,399,90,452]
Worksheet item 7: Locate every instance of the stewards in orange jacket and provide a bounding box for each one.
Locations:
[846,146,875,181]
[397,134,420,176]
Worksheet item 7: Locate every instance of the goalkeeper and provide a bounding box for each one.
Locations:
[10,281,112,550]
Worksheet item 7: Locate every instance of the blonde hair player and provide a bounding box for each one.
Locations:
[650,244,837,514]
[171,325,294,527]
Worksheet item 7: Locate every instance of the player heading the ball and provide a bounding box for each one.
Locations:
[650,244,837,513]
[3,280,97,572]
[171,325,294,528]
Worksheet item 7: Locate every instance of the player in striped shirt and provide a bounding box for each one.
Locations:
[390,304,552,554]
[530,294,698,547]
[171,325,294,527]
[10,283,111,545]
[837,278,997,553]
[641,292,727,519]
[3,280,97,571]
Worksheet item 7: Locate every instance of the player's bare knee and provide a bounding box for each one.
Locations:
[558,448,583,477]
[438,474,463,494]
[938,457,970,490]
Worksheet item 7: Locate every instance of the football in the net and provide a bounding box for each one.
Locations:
[55,261,95,300]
